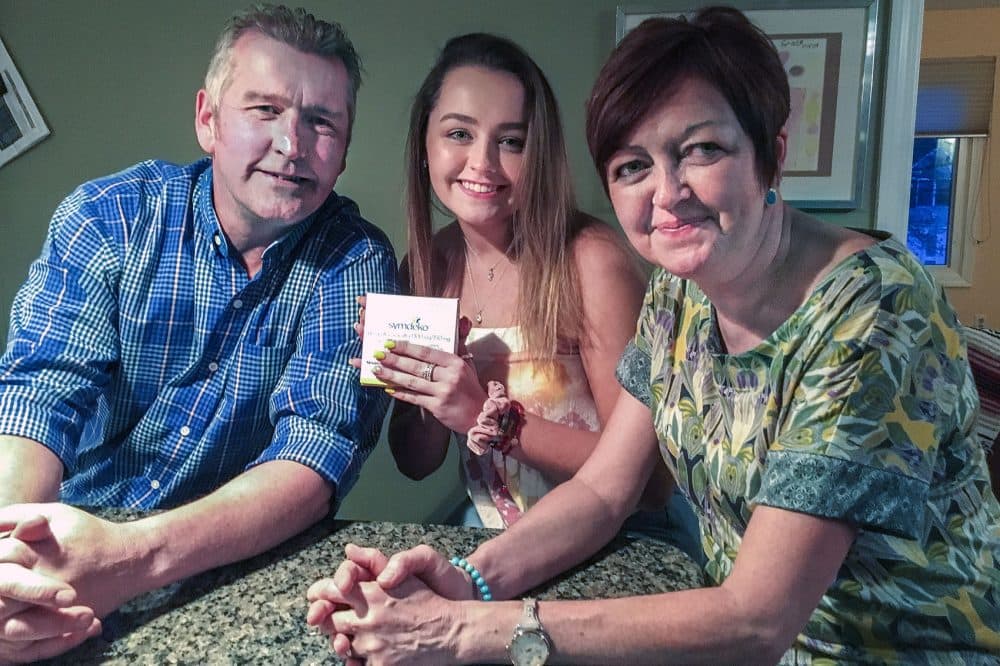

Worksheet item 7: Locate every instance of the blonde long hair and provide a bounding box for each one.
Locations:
[405,33,590,356]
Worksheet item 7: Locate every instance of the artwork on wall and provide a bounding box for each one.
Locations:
[616,0,883,210]
[0,35,50,169]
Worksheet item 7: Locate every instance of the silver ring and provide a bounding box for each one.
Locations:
[420,363,436,381]
[460,353,474,363]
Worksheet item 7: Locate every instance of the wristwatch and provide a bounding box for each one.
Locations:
[507,597,552,666]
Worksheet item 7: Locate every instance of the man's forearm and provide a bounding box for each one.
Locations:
[126,460,333,594]
[0,435,63,506]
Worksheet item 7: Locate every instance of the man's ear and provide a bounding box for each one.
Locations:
[195,89,217,154]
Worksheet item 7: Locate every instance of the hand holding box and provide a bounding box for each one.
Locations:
[360,293,460,387]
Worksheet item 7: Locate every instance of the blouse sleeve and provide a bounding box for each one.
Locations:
[757,267,975,540]
[615,269,674,408]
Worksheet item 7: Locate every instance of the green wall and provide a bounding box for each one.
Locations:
[0,0,885,522]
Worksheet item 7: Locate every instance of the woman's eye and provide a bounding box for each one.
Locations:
[446,129,472,142]
[612,159,648,179]
[681,142,723,164]
[500,136,525,153]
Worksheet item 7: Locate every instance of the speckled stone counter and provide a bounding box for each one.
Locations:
[43,513,703,665]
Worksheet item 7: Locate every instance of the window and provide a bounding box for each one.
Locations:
[908,137,955,266]
[905,57,994,287]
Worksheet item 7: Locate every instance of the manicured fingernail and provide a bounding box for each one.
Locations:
[384,340,396,349]
[384,388,395,395]
[374,351,385,361]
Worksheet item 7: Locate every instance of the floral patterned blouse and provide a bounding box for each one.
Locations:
[617,235,1000,663]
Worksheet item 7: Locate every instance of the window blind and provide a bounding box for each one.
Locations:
[916,57,995,136]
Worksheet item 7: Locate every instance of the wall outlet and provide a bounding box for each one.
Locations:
[974,314,987,328]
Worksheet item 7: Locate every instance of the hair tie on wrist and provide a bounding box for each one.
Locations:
[466,381,524,455]
[450,556,493,601]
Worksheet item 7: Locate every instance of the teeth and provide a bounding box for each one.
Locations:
[461,181,498,193]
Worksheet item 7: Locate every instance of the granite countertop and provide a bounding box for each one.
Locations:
[44,514,703,665]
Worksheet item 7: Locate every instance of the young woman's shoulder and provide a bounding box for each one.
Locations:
[569,213,647,283]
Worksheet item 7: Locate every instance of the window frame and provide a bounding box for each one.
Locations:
[910,135,985,287]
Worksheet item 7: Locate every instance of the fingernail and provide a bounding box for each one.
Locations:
[384,340,396,349]
[55,589,76,605]
[374,351,385,361]
[384,388,395,395]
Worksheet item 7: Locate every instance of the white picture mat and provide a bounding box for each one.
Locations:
[0,35,50,169]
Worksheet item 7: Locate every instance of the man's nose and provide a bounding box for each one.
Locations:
[274,116,308,159]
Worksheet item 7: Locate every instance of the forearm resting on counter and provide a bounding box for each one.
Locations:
[0,434,63,506]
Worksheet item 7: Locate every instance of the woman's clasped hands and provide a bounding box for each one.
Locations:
[306,543,476,665]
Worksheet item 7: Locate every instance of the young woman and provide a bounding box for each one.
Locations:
[364,33,690,537]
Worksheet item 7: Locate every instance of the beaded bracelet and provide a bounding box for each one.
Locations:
[450,556,493,601]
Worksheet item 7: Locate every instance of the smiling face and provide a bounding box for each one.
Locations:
[605,77,785,284]
[195,32,350,246]
[424,66,527,232]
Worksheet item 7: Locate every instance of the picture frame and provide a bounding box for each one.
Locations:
[616,0,883,210]
[0,35,50,169]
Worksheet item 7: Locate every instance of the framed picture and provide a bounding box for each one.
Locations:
[616,0,883,210]
[0,35,50,169]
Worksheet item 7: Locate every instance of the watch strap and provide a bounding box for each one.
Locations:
[520,597,541,631]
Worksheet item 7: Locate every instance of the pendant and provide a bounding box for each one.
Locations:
[475,311,484,325]
[487,267,495,281]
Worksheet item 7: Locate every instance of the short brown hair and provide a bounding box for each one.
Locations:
[586,6,789,193]
[205,5,362,132]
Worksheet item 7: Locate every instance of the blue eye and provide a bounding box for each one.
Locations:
[681,142,723,164]
[500,136,525,153]
[613,159,648,179]
[248,105,280,120]
[310,117,339,136]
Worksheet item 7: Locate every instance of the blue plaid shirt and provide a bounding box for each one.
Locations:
[0,158,397,509]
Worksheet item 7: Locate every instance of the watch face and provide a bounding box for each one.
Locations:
[510,629,551,666]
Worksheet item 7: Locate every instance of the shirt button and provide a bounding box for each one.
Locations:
[213,233,222,246]
[180,426,191,437]
[232,299,243,310]
[150,479,161,490]
[208,361,219,372]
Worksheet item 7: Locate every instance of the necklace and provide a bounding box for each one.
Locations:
[464,248,487,325]
[464,238,514,282]
[463,246,514,325]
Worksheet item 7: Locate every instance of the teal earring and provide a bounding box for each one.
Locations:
[765,188,778,206]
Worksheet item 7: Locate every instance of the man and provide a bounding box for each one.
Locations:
[0,5,395,662]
